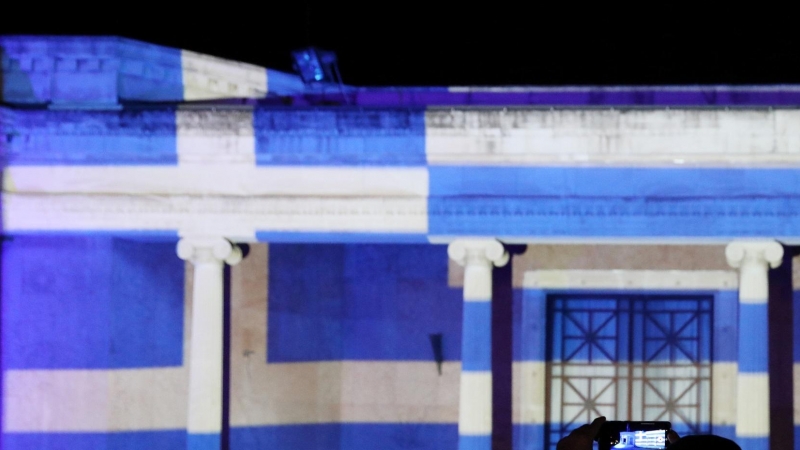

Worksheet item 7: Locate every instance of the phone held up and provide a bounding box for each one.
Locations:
[595,421,672,450]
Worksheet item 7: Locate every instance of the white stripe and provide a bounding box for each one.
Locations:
[426,109,800,167]
[463,264,492,301]
[792,255,800,290]
[737,265,769,304]
[3,194,428,236]
[459,371,492,435]
[177,108,255,166]
[4,361,462,431]
[185,259,225,434]
[736,373,770,436]
[181,50,267,101]
[523,270,737,290]
[512,361,546,425]
[712,362,737,427]
[4,167,430,198]
[4,368,188,432]
[793,363,800,425]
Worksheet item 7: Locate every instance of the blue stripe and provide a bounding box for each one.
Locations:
[739,303,769,372]
[515,289,547,361]
[267,244,463,362]
[714,291,739,362]
[2,430,185,450]
[736,436,769,450]
[1,36,185,104]
[429,166,800,237]
[513,424,546,450]
[2,235,184,369]
[230,423,457,450]
[429,196,800,237]
[462,301,492,371]
[117,38,183,102]
[458,434,492,450]
[266,69,306,96]
[355,86,800,107]
[713,425,736,442]
[254,108,426,166]
[796,426,800,450]
[187,433,220,450]
[2,36,118,106]
[429,167,800,199]
[256,231,428,243]
[5,109,178,165]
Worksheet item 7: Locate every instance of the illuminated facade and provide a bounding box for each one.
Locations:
[3,36,800,450]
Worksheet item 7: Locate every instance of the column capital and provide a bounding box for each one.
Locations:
[725,239,784,270]
[448,239,509,268]
[177,237,242,266]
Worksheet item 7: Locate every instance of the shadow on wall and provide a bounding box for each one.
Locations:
[493,244,527,450]
[769,244,798,450]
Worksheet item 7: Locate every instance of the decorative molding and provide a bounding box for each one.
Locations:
[3,193,428,236]
[7,107,800,167]
[426,109,800,167]
[1,36,303,105]
[177,237,242,265]
[253,108,426,165]
[428,196,800,238]
[725,239,784,269]
[447,239,509,268]
[726,239,783,303]
[4,108,178,136]
[5,166,429,197]
[523,269,738,290]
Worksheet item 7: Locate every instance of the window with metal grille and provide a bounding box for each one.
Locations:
[545,294,713,449]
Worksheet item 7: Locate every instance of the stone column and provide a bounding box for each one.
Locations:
[177,237,242,450]
[725,239,783,450]
[448,239,509,450]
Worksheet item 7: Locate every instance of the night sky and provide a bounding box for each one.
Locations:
[4,8,799,87]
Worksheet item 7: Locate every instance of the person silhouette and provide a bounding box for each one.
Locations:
[556,417,741,450]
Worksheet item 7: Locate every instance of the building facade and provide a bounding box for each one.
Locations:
[3,36,800,450]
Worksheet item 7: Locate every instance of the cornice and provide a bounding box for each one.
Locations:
[523,269,738,290]
[3,193,428,236]
[1,36,303,105]
[5,108,178,136]
[426,108,800,167]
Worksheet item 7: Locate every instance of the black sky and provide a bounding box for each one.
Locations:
[3,7,799,87]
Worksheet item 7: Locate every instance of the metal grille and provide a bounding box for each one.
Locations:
[545,294,712,448]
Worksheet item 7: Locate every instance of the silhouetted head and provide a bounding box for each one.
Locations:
[669,435,741,450]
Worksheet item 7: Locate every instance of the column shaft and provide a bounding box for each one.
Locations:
[187,259,225,448]
[178,238,242,450]
[449,239,508,450]
[726,240,783,450]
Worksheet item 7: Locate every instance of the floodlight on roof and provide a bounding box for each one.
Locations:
[291,47,340,84]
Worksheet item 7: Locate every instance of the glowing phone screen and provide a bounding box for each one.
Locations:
[612,430,668,449]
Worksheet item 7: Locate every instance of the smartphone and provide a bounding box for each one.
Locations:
[595,421,672,450]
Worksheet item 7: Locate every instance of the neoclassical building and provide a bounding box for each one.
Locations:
[2,36,800,450]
